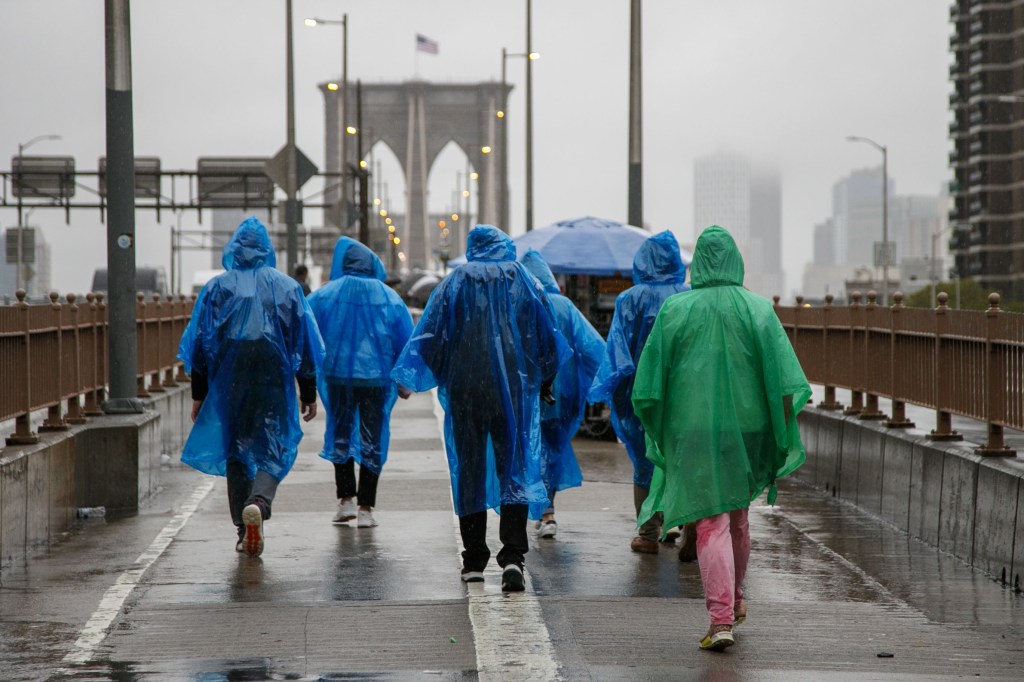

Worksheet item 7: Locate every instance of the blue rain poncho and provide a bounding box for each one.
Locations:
[519,250,605,518]
[391,226,571,517]
[587,230,690,487]
[178,217,325,481]
[307,238,414,474]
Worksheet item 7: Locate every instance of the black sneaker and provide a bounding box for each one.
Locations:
[460,568,485,583]
[501,564,525,592]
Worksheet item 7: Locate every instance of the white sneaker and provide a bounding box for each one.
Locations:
[332,499,357,524]
[357,509,378,527]
[241,503,264,557]
[537,519,557,538]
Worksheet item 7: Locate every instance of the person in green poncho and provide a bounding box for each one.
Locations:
[633,225,811,652]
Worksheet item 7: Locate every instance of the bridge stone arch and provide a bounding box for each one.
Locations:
[321,80,512,268]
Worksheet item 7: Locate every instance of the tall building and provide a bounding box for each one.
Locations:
[1,225,51,300]
[693,151,784,297]
[949,1,1024,299]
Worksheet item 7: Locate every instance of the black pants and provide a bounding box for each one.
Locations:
[459,504,529,571]
[334,459,379,507]
[226,459,280,538]
[324,382,387,469]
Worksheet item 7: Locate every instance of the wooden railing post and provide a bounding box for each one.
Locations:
[6,289,39,445]
[175,293,191,383]
[844,291,865,416]
[162,292,179,388]
[83,293,103,415]
[977,293,1015,455]
[819,293,843,410]
[65,292,87,424]
[136,292,150,398]
[929,292,962,441]
[148,293,166,393]
[859,290,886,420]
[885,291,914,428]
[40,291,68,432]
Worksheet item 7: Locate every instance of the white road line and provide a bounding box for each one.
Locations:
[429,390,562,682]
[61,479,215,667]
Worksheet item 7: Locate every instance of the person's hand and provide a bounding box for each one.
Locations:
[301,401,318,422]
[398,386,412,400]
[191,400,203,423]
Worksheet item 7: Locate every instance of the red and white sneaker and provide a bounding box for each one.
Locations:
[242,503,264,558]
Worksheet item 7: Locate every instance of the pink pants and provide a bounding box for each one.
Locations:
[695,508,750,625]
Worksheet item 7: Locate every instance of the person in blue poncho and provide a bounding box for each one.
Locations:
[178,216,325,558]
[391,225,570,592]
[587,230,691,556]
[307,237,414,529]
[519,249,605,538]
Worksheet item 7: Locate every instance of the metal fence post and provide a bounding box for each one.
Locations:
[928,291,962,441]
[859,290,886,420]
[6,289,39,445]
[40,291,68,432]
[819,293,843,410]
[977,292,1015,455]
[885,291,914,428]
[65,292,87,424]
[844,291,864,416]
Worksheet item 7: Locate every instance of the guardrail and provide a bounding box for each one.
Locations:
[775,289,1023,456]
[1,290,193,446]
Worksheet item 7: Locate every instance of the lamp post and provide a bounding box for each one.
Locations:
[525,0,534,231]
[304,15,348,229]
[500,47,539,232]
[930,223,959,308]
[628,0,643,228]
[15,134,61,295]
[847,135,889,305]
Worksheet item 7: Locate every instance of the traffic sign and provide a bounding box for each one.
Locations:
[873,241,896,267]
[265,145,318,192]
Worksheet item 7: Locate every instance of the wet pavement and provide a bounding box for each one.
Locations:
[1,390,1022,681]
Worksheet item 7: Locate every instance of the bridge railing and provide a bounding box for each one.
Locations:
[1,290,194,447]
[775,289,1023,456]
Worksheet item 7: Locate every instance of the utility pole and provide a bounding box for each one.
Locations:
[525,0,534,231]
[628,0,643,228]
[103,0,144,414]
[356,80,370,247]
[284,0,299,274]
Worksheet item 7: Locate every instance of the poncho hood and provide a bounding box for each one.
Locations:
[466,225,516,262]
[329,236,386,281]
[633,230,687,285]
[691,225,745,289]
[221,216,276,271]
[519,249,560,294]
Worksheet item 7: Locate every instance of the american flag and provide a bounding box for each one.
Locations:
[416,34,439,55]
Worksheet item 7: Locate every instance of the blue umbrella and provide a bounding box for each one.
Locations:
[450,216,690,277]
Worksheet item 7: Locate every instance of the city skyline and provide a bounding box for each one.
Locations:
[0,1,951,300]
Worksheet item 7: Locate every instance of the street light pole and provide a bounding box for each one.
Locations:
[104,0,144,413]
[284,0,299,276]
[305,15,347,229]
[628,0,643,228]
[525,0,534,231]
[15,134,61,295]
[847,135,889,305]
[501,47,508,231]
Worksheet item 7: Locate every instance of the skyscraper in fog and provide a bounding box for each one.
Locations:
[693,151,783,297]
[949,1,1024,299]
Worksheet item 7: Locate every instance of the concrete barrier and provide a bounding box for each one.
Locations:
[0,385,190,572]
[797,407,1024,592]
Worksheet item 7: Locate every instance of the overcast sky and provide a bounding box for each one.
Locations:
[0,0,951,299]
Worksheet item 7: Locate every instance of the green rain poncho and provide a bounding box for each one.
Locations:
[634,226,811,531]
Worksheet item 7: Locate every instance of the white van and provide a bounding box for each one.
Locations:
[190,269,225,296]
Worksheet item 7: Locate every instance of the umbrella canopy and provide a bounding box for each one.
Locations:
[449,216,690,277]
